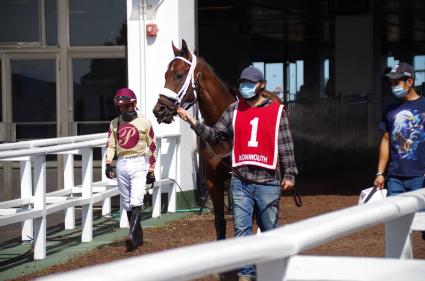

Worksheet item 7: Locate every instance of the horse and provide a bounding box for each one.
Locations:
[153,39,285,240]
[152,39,236,240]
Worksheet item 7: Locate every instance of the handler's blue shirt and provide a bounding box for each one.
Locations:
[379,96,425,177]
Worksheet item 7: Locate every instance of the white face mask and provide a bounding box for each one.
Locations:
[391,85,408,98]
[239,82,258,99]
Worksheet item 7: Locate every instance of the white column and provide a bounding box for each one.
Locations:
[20,160,33,242]
[63,153,75,229]
[81,148,93,242]
[32,155,46,260]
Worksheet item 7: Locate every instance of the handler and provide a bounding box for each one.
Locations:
[177,66,298,281]
[104,88,157,251]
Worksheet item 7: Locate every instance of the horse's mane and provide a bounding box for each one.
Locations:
[197,57,235,97]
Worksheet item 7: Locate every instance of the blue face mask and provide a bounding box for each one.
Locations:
[239,82,258,99]
[391,85,408,98]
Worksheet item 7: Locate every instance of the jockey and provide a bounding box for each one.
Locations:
[105,87,157,251]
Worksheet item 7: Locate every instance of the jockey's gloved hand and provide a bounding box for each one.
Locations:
[146,171,156,185]
[105,164,116,179]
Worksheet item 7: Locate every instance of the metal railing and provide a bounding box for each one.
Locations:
[0,133,180,260]
[38,189,425,281]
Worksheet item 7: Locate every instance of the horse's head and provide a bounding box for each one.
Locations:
[153,39,200,124]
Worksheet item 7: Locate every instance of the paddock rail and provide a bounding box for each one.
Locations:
[0,132,180,260]
[39,188,425,281]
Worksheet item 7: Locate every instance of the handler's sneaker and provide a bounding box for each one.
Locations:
[238,276,255,281]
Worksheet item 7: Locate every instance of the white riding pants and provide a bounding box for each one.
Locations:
[116,156,147,211]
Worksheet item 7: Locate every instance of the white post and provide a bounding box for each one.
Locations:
[152,138,161,218]
[385,213,415,259]
[167,137,177,213]
[101,146,111,217]
[20,160,33,243]
[81,148,93,242]
[257,257,290,281]
[32,155,47,260]
[63,153,75,229]
[120,205,130,228]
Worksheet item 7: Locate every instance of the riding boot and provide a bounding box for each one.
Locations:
[126,210,132,223]
[125,206,143,251]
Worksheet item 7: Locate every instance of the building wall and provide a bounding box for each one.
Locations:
[126,0,197,192]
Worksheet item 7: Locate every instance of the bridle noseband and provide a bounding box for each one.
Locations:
[159,53,201,110]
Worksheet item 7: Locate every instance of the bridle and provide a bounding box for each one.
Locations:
[159,52,201,110]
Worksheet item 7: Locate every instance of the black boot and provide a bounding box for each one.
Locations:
[125,206,143,251]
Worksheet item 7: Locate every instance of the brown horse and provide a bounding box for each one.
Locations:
[152,40,236,240]
[152,39,284,240]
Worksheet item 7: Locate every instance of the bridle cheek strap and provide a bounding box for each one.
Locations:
[160,53,198,110]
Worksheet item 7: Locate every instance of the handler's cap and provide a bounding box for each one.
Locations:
[385,62,415,80]
[239,66,264,83]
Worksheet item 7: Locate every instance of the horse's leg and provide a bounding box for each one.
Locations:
[204,158,226,240]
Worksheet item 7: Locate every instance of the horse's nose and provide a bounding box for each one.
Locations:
[153,103,165,117]
[157,104,166,114]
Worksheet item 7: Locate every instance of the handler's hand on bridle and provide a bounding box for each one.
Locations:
[281,180,294,191]
[177,106,196,126]
[176,106,189,121]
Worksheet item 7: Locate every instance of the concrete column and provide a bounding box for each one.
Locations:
[335,14,374,97]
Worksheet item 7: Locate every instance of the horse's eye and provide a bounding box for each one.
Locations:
[175,73,184,80]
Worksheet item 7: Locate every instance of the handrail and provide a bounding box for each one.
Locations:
[37,189,425,281]
[0,133,107,151]
[0,139,106,159]
[0,132,181,260]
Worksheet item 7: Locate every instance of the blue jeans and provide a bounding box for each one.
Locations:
[231,176,281,278]
[387,176,425,196]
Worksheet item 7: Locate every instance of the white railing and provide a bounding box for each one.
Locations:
[38,189,425,281]
[0,133,180,260]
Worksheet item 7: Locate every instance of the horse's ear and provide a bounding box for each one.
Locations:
[181,39,191,57]
[172,41,179,56]
[181,39,188,51]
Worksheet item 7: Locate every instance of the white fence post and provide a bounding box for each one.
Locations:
[20,159,33,242]
[152,139,162,218]
[257,258,290,281]
[101,146,111,217]
[63,153,75,229]
[167,138,178,213]
[81,147,93,242]
[32,155,47,260]
[385,213,415,259]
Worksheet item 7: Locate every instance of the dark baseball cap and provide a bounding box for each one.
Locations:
[386,62,415,80]
[239,66,264,83]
